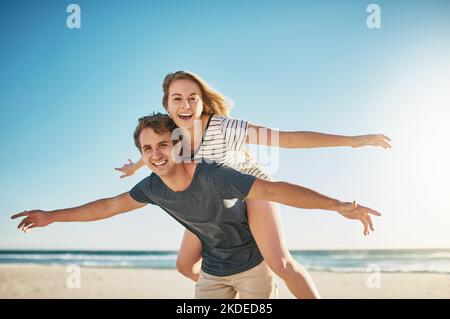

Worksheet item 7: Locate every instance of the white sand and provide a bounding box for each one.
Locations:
[1,265,449,299]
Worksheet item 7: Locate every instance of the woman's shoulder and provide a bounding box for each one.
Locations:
[210,114,248,128]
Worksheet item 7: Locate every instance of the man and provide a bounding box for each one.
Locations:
[11,113,381,299]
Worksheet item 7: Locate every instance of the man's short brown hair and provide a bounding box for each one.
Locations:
[133,112,178,152]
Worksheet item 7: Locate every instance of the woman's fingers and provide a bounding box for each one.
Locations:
[382,134,392,142]
[361,218,369,236]
[364,214,374,232]
[358,205,381,217]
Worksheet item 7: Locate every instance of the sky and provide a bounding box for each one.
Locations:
[1,0,449,251]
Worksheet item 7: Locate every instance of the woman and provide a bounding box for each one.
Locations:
[116,71,391,298]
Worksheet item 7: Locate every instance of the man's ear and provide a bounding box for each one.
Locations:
[171,141,183,164]
[174,141,182,154]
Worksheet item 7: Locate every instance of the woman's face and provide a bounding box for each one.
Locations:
[166,79,204,129]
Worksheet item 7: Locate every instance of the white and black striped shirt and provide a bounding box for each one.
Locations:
[190,115,270,180]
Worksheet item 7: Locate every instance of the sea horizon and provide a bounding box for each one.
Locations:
[1,248,449,274]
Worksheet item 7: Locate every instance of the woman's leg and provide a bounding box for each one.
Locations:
[247,199,321,299]
[176,228,203,282]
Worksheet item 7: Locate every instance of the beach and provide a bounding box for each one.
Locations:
[1,264,449,299]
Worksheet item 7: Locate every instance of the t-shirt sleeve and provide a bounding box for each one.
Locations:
[220,117,249,151]
[211,164,256,201]
[129,175,156,204]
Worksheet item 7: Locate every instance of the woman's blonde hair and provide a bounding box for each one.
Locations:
[162,71,233,116]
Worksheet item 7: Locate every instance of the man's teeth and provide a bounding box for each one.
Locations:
[153,160,167,167]
[179,114,192,118]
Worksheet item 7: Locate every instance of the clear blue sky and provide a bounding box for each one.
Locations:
[1,0,450,250]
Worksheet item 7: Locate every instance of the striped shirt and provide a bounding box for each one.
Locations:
[188,115,271,180]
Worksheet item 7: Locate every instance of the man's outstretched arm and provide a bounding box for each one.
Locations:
[247,179,381,236]
[11,192,146,232]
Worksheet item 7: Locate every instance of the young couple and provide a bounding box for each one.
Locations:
[11,71,390,299]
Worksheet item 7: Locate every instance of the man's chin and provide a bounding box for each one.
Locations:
[152,166,172,177]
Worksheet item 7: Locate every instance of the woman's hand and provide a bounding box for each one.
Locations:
[11,210,54,233]
[336,201,382,236]
[115,159,138,178]
[351,134,392,149]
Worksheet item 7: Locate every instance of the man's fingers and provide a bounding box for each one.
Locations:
[382,134,392,142]
[11,211,30,220]
[23,223,34,232]
[17,218,29,230]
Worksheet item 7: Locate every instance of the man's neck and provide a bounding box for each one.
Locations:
[160,162,198,192]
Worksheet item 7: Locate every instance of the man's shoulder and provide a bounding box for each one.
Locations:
[134,173,160,189]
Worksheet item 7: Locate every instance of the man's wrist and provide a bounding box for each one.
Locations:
[47,210,58,223]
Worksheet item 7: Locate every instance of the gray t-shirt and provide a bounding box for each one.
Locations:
[129,162,263,276]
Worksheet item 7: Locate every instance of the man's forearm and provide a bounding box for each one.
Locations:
[251,180,341,212]
[50,198,121,222]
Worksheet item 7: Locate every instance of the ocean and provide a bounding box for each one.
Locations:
[1,249,449,274]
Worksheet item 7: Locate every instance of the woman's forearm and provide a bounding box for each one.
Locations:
[135,158,145,170]
[279,131,355,148]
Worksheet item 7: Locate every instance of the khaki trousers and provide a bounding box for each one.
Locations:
[195,261,278,299]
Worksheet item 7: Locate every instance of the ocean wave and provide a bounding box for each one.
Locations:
[0,253,177,261]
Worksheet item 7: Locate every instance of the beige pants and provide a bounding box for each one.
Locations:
[195,261,278,299]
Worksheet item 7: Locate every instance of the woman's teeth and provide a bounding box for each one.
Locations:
[179,114,193,120]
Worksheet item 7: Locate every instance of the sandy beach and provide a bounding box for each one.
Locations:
[0,264,449,299]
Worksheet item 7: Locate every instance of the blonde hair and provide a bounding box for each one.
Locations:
[162,71,233,116]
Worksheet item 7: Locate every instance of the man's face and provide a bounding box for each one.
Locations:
[139,128,177,177]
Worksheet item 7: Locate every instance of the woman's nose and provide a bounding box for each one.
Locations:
[182,99,191,109]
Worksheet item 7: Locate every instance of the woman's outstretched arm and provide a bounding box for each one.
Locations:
[115,158,146,178]
[246,123,391,149]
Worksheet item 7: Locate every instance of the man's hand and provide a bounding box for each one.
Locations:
[352,134,391,149]
[336,201,382,236]
[11,210,54,233]
[115,159,137,178]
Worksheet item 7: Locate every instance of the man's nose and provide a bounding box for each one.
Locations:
[153,148,162,158]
